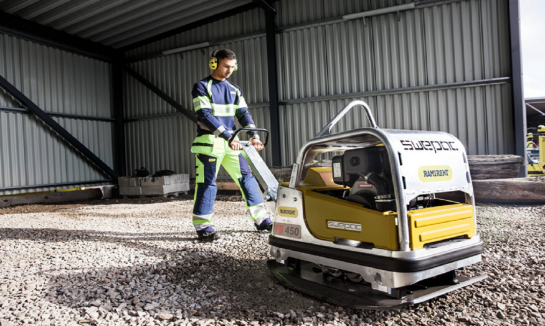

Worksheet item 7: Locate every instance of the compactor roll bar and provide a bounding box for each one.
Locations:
[316,100,378,138]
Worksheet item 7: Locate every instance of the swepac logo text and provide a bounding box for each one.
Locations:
[400,140,458,153]
[327,221,362,232]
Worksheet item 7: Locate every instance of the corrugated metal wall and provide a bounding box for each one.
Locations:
[125,0,514,178]
[276,0,513,164]
[0,0,517,195]
[0,33,114,195]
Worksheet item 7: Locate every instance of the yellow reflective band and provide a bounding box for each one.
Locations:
[238,96,248,108]
[212,103,236,116]
[207,80,213,97]
[193,96,211,111]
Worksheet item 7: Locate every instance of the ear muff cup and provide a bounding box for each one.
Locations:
[209,54,218,70]
[209,50,238,71]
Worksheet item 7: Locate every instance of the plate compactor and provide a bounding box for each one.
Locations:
[238,100,486,309]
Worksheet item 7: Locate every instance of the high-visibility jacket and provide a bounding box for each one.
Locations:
[191,75,256,144]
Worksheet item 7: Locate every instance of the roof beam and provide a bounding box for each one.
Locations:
[0,10,120,62]
[123,65,198,124]
[252,0,276,13]
[121,2,260,52]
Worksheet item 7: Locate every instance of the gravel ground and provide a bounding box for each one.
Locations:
[0,196,544,326]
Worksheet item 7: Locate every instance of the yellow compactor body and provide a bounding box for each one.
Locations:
[268,101,486,309]
[527,126,545,176]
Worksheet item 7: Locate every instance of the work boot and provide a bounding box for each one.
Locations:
[255,218,273,232]
[197,227,221,242]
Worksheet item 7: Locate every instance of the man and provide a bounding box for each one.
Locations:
[190,49,273,241]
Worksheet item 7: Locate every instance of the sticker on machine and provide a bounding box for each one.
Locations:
[278,206,299,218]
[273,223,301,239]
[333,163,342,178]
[327,221,362,232]
[358,183,373,188]
[418,165,453,182]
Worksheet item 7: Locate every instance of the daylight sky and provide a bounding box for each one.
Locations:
[520,0,545,98]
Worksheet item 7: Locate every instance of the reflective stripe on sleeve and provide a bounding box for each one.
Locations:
[193,96,212,111]
[238,96,248,108]
[207,80,213,98]
[213,126,226,136]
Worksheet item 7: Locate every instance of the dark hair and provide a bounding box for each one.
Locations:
[215,49,236,61]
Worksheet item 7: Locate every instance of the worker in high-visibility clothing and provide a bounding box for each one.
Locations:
[190,49,273,241]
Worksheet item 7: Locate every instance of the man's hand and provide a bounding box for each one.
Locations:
[229,138,243,151]
[251,138,264,151]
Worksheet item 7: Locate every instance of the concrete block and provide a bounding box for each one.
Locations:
[141,174,189,187]
[118,177,141,187]
[119,186,142,196]
[140,183,187,195]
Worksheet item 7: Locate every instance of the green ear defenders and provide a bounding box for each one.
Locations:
[209,50,238,71]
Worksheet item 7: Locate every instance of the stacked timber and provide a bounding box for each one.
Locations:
[472,176,545,204]
[467,155,524,180]
[468,155,545,203]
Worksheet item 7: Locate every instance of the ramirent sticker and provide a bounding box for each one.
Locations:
[418,165,453,182]
[327,221,362,232]
[278,206,298,218]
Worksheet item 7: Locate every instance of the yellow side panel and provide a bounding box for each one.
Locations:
[301,189,399,250]
[419,222,472,242]
[303,167,337,187]
[408,204,476,250]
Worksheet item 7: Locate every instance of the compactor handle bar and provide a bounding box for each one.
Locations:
[228,127,269,148]
[315,100,378,138]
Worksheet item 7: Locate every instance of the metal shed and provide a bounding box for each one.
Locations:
[0,0,526,195]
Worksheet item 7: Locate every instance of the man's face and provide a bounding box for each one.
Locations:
[212,58,236,80]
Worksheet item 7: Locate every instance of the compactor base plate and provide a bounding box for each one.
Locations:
[267,260,487,309]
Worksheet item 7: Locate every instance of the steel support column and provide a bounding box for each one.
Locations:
[113,62,127,177]
[0,74,119,180]
[508,0,527,176]
[263,3,282,166]
[123,66,198,124]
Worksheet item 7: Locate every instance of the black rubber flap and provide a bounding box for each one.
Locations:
[267,260,487,310]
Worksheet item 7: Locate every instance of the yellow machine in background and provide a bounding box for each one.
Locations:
[527,125,545,176]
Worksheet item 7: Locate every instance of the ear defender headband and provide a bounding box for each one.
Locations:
[209,50,238,71]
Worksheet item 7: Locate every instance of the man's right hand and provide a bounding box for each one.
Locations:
[229,138,242,151]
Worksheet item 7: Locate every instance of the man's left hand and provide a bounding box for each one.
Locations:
[251,138,264,151]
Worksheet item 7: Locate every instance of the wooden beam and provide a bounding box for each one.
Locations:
[473,177,545,203]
